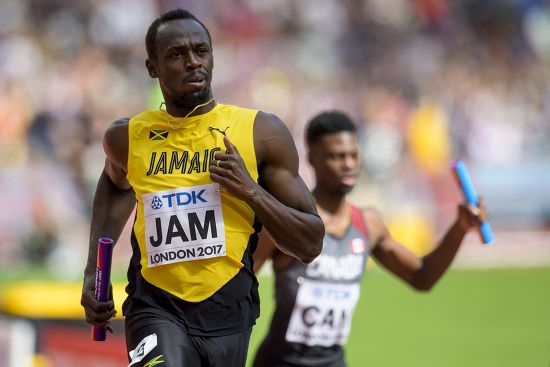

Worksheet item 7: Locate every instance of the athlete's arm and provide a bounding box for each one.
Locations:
[254,229,297,274]
[369,200,487,291]
[81,118,136,331]
[253,229,278,273]
[209,112,324,263]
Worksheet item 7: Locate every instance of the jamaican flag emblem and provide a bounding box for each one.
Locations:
[149,129,169,140]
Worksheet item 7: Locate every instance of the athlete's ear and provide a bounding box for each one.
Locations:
[146,59,159,78]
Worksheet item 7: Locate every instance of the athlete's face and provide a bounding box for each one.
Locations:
[147,18,213,109]
[309,131,360,195]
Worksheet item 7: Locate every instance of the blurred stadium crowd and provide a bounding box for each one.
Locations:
[1,0,549,275]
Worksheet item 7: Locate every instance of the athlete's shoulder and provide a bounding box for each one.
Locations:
[105,117,129,133]
[255,110,283,124]
[103,117,130,167]
[254,110,291,137]
[358,206,389,245]
[359,206,383,222]
[253,111,296,164]
[105,117,130,139]
[111,117,130,126]
[220,105,291,143]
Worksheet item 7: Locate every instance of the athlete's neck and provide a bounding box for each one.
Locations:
[313,189,347,215]
[314,191,350,236]
[164,98,216,118]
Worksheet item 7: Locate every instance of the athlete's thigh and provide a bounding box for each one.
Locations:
[251,339,273,367]
[199,327,252,367]
[125,311,200,366]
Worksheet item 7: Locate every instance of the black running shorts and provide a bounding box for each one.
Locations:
[125,310,252,367]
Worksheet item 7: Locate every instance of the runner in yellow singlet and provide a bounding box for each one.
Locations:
[80,9,324,367]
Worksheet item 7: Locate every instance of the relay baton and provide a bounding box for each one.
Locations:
[92,237,114,341]
[451,160,494,245]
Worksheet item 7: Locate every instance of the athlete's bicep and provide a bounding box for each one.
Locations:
[255,112,316,213]
[103,118,131,190]
[104,158,131,190]
[261,165,314,212]
[368,209,422,282]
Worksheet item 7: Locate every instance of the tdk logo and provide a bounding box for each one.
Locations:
[151,196,163,210]
[151,189,208,210]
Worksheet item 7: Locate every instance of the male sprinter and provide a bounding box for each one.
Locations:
[253,110,488,367]
[80,9,324,367]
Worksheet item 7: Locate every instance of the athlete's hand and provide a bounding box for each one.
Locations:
[81,274,117,333]
[209,136,259,201]
[456,196,489,232]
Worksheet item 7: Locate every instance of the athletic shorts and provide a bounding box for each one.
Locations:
[125,310,252,367]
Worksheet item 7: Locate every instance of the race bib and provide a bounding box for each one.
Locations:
[285,280,360,347]
[142,183,226,267]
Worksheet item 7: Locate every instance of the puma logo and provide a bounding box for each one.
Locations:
[209,126,229,136]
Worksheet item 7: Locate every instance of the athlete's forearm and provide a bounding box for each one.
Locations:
[412,220,467,290]
[84,170,136,279]
[246,186,324,264]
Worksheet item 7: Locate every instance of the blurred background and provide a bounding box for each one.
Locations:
[0,0,549,366]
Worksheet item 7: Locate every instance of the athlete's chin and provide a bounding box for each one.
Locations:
[328,186,354,197]
[339,185,355,195]
[173,88,211,108]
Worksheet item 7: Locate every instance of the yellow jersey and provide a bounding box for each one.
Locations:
[126,103,259,303]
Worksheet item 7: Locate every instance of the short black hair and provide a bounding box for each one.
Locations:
[305,110,357,146]
[145,8,212,59]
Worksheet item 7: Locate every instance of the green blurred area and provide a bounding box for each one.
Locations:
[249,267,550,367]
[1,266,548,366]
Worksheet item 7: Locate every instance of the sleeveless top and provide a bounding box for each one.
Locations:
[122,103,261,336]
[260,205,370,365]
